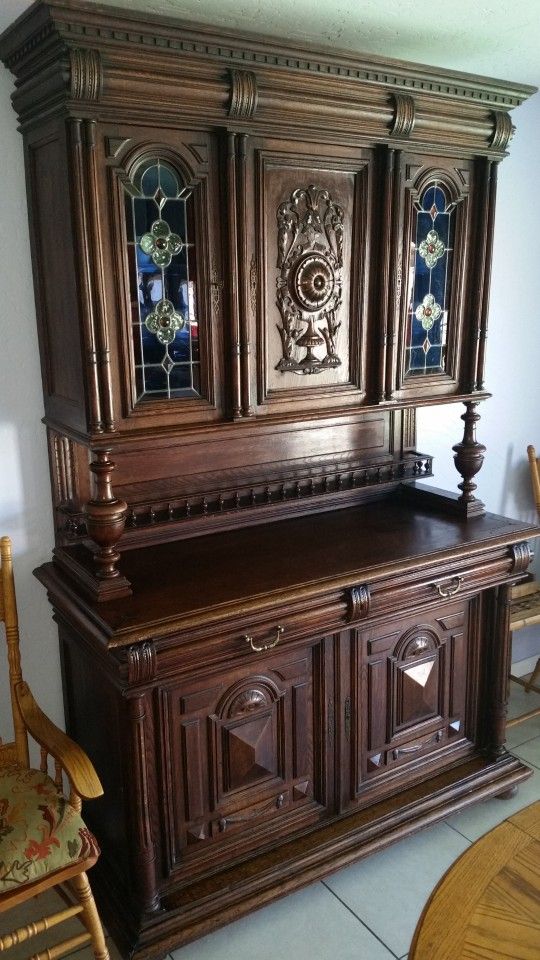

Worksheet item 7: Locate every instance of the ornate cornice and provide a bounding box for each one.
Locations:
[0,2,534,110]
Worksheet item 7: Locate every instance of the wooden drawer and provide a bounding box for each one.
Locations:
[355,544,525,625]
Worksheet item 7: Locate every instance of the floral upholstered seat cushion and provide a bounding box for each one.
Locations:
[0,764,100,890]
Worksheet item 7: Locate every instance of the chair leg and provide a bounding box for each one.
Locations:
[524,656,540,693]
[70,872,110,960]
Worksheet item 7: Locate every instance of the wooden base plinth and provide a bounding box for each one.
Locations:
[52,546,132,602]
[400,482,485,518]
[92,753,531,960]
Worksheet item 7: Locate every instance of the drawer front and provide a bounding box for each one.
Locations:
[162,634,334,877]
[347,544,527,628]
[354,596,478,796]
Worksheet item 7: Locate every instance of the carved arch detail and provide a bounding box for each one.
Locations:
[110,141,208,194]
[394,625,440,661]
[216,676,282,720]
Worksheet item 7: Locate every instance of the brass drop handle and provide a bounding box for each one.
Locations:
[432,575,463,598]
[244,625,284,653]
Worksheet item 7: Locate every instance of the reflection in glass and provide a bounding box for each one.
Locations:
[124,160,200,401]
[405,182,455,377]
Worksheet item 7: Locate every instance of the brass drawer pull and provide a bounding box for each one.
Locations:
[244,625,284,652]
[432,575,463,598]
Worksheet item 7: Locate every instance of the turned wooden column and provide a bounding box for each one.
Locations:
[452,402,486,517]
[82,450,132,600]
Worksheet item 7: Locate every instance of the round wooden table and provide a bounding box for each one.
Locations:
[409,801,540,959]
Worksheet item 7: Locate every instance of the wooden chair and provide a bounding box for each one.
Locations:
[0,536,109,960]
[507,445,540,727]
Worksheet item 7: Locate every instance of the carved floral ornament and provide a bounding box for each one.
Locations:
[275,185,344,375]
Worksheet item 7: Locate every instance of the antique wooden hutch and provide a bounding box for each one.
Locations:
[1,1,538,956]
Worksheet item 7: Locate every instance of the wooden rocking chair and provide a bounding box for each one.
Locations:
[0,536,109,960]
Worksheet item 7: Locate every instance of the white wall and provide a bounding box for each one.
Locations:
[0,0,539,732]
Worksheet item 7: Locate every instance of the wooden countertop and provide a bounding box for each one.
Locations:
[35,493,539,645]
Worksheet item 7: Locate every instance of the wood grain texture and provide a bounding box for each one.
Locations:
[409,801,540,960]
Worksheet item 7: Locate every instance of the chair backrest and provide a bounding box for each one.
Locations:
[527,445,540,518]
[0,536,29,768]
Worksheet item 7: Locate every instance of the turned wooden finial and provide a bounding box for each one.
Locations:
[85,450,128,580]
[452,402,486,513]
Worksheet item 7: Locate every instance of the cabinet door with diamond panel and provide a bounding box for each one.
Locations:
[353,597,481,802]
[162,634,334,879]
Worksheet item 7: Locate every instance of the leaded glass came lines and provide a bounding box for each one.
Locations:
[125,160,200,401]
[405,183,455,377]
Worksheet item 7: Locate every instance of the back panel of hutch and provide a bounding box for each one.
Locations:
[1,1,538,956]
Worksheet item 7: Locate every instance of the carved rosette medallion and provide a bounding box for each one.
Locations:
[276,185,344,375]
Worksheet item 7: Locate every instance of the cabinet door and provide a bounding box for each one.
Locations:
[244,135,373,417]
[352,598,479,801]
[162,635,333,877]
[100,127,225,429]
[389,154,474,401]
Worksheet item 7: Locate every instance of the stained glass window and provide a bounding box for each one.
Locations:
[124,160,200,401]
[405,183,456,377]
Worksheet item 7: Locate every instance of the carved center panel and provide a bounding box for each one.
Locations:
[275,184,344,376]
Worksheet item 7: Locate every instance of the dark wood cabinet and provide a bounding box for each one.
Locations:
[1,2,538,956]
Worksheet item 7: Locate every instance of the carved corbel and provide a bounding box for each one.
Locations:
[510,542,533,574]
[69,48,103,101]
[127,641,157,684]
[228,69,258,118]
[490,111,514,151]
[347,584,371,622]
[391,94,416,138]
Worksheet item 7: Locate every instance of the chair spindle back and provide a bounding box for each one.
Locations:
[0,536,29,768]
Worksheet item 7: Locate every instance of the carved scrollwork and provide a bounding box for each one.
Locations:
[69,48,103,101]
[490,111,514,151]
[228,69,258,118]
[347,584,370,622]
[276,184,344,375]
[391,94,416,138]
[510,541,533,574]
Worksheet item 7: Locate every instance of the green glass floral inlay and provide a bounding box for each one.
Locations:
[145,298,185,345]
[140,219,183,267]
[418,229,445,268]
[415,293,442,331]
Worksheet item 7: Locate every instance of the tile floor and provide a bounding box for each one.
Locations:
[3,680,540,960]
